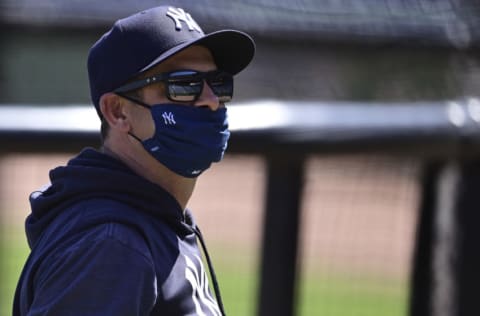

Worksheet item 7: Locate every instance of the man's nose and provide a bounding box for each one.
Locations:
[194,81,220,111]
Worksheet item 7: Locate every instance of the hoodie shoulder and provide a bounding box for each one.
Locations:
[30,222,157,315]
[26,148,185,247]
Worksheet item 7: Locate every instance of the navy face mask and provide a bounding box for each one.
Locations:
[129,103,230,178]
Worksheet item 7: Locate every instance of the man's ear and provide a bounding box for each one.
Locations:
[99,93,130,132]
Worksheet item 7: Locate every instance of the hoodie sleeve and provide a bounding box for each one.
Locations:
[27,225,157,316]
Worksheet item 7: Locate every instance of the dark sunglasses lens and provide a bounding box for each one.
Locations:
[166,71,233,103]
[167,71,200,101]
[208,73,233,103]
[168,81,202,102]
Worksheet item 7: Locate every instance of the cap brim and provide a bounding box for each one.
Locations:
[140,30,255,75]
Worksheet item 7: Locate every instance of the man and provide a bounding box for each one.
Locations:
[13,5,255,316]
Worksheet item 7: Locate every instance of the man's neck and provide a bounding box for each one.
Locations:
[102,142,196,210]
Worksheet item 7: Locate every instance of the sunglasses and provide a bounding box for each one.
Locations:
[114,69,234,103]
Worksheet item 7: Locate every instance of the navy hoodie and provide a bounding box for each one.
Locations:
[13,148,224,316]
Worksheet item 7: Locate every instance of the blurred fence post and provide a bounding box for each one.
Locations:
[411,160,480,316]
[257,155,305,316]
[410,162,441,316]
[453,161,480,316]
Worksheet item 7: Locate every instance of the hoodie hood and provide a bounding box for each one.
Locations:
[26,148,190,248]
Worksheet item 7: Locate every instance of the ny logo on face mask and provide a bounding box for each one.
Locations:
[162,112,176,125]
[166,7,202,33]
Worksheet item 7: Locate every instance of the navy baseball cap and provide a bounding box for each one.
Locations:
[87,6,255,117]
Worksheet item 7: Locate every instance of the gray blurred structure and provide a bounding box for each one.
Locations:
[1,0,480,106]
[2,99,480,155]
[2,0,480,48]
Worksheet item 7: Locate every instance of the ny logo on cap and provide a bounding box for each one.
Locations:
[166,7,202,33]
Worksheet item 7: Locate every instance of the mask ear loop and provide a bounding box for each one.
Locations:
[114,92,151,142]
[115,92,151,109]
[127,130,143,143]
